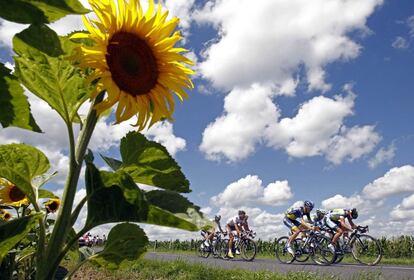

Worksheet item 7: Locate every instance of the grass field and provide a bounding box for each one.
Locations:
[70,258,384,280]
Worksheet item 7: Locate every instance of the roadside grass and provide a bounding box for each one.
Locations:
[148,249,414,266]
[70,258,384,280]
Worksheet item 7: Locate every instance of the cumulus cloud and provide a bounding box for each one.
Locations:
[201,84,380,164]
[195,0,383,91]
[321,194,364,210]
[368,144,396,169]
[211,175,293,208]
[389,194,414,221]
[200,84,279,161]
[325,125,381,165]
[362,165,414,199]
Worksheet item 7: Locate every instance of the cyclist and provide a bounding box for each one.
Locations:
[283,200,315,256]
[309,209,329,231]
[325,208,358,253]
[226,210,250,258]
[203,215,224,247]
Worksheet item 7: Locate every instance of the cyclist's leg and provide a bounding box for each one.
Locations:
[284,218,296,243]
[287,219,301,244]
[326,218,342,252]
[227,225,235,258]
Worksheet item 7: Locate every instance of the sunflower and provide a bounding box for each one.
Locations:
[44,198,61,213]
[72,0,195,130]
[0,209,12,221]
[0,178,29,207]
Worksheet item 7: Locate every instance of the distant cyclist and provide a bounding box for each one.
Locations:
[325,208,358,253]
[203,215,224,247]
[226,210,250,258]
[283,200,315,256]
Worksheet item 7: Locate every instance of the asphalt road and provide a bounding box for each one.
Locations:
[145,252,414,279]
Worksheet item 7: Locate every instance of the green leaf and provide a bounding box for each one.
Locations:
[100,155,122,171]
[13,24,90,124]
[0,144,50,203]
[145,205,198,231]
[145,190,201,214]
[38,189,57,199]
[144,190,207,230]
[0,213,42,262]
[119,132,190,193]
[84,160,148,230]
[90,223,148,270]
[0,0,89,24]
[0,62,41,132]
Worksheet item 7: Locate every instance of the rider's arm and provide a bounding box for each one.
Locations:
[300,217,313,230]
[347,217,357,229]
[339,217,353,231]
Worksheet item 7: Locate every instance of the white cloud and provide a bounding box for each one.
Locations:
[321,194,364,210]
[392,36,410,49]
[201,85,380,164]
[266,93,355,157]
[325,125,381,165]
[195,0,383,91]
[200,84,279,161]
[368,144,396,169]
[390,194,414,221]
[211,175,293,208]
[362,165,414,200]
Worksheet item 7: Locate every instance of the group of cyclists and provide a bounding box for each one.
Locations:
[202,200,361,259]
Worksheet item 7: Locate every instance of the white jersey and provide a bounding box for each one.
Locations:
[227,216,246,227]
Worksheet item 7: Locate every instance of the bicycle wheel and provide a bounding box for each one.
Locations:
[241,239,257,261]
[351,234,382,265]
[196,240,211,258]
[311,234,334,265]
[291,238,308,262]
[218,239,230,259]
[275,236,295,264]
[212,240,221,258]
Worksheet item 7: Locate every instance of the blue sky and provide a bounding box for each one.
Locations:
[1,0,414,239]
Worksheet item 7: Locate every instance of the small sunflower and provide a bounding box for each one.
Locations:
[0,209,12,221]
[44,198,61,213]
[0,178,29,207]
[72,0,195,130]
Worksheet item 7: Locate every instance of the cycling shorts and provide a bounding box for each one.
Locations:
[283,217,301,230]
[325,217,340,231]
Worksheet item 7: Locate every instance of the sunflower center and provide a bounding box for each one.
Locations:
[106,32,159,96]
[9,186,26,202]
[48,202,59,212]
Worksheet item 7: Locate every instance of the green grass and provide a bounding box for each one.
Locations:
[71,258,384,280]
[148,249,414,266]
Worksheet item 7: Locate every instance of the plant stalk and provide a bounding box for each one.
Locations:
[39,94,104,280]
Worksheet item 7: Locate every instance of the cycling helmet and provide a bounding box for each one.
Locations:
[316,209,327,218]
[350,208,358,219]
[214,215,221,222]
[304,200,315,210]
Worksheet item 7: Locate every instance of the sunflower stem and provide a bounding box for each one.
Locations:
[40,93,104,280]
